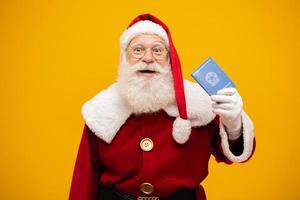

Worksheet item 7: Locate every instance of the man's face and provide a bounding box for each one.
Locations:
[126,34,169,78]
[117,34,175,114]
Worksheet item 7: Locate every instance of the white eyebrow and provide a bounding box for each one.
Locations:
[129,42,144,46]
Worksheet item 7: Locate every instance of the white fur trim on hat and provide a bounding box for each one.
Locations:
[172,117,192,144]
[120,20,169,50]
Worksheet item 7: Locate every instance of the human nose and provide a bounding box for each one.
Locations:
[141,48,154,63]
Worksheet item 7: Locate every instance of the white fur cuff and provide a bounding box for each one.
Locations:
[219,111,254,162]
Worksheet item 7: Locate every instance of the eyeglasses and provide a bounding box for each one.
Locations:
[126,44,168,61]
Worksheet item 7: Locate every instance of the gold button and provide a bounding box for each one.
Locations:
[140,182,154,195]
[140,138,154,151]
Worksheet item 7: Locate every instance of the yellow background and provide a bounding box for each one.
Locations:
[0,0,299,199]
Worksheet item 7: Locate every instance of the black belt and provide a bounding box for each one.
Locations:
[98,186,196,200]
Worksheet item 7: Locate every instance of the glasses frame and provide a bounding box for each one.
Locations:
[126,44,169,61]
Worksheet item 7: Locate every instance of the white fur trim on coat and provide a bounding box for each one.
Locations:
[219,111,255,162]
[81,79,216,144]
[81,83,131,143]
[120,20,169,51]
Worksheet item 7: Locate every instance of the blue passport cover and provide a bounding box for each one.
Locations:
[191,57,235,96]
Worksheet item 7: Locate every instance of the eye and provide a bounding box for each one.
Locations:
[152,46,164,55]
[133,46,144,53]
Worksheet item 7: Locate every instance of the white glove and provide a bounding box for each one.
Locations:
[211,88,243,140]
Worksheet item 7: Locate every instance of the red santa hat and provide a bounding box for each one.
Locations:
[120,14,191,144]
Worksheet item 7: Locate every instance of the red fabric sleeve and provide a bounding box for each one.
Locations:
[210,116,234,164]
[69,124,102,200]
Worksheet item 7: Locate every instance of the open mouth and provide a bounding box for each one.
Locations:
[137,69,158,76]
[139,69,156,73]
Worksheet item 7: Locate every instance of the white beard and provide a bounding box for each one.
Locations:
[117,55,175,114]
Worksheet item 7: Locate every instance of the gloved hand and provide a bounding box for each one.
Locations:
[211,88,243,140]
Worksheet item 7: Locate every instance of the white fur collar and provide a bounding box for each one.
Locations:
[81,79,216,143]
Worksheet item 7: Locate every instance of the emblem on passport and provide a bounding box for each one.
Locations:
[191,57,235,96]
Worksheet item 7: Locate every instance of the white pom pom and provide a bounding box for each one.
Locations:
[172,117,192,144]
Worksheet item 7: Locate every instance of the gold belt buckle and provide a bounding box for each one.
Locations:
[137,197,160,200]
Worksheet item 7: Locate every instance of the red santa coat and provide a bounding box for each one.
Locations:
[69,79,255,200]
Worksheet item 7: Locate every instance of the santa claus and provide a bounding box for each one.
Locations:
[69,14,255,200]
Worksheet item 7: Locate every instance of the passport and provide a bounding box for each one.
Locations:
[191,57,235,96]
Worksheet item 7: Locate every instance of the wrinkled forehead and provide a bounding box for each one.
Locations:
[128,34,167,47]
